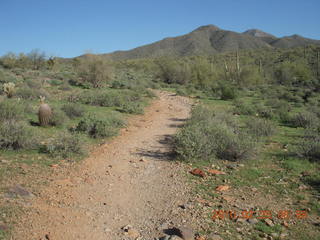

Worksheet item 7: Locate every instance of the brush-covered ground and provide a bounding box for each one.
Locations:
[1,47,320,239]
[170,84,320,240]
[0,63,156,239]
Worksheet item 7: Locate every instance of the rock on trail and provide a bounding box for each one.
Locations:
[13,91,194,240]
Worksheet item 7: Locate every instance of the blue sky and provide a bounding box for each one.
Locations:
[0,0,319,58]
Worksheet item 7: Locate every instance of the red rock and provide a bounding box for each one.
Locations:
[215,185,230,192]
[190,168,205,177]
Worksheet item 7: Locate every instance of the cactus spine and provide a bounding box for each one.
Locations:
[3,82,15,98]
[38,96,52,126]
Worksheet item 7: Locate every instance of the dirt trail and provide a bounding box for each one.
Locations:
[13,91,193,240]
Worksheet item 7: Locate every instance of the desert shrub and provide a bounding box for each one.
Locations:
[296,130,320,162]
[39,132,84,158]
[61,103,85,119]
[274,60,313,86]
[155,58,192,85]
[244,117,276,138]
[58,83,72,91]
[220,84,237,100]
[176,88,188,96]
[25,78,40,88]
[307,105,320,118]
[49,79,63,86]
[290,111,319,128]
[233,100,255,115]
[174,105,256,162]
[72,89,142,109]
[0,120,35,150]
[75,114,124,138]
[111,80,126,89]
[0,99,24,121]
[74,55,114,88]
[15,86,49,100]
[278,111,293,125]
[255,104,274,119]
[49,108,68,126]
[119,101,144,114]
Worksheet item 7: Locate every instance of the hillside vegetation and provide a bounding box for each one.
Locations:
[97,25,320,60]
[0,42,320,239]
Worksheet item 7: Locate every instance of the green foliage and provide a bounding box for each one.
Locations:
[155,58,192,85]
[75,114,125,138]
[15,86,49,100]
[174,105,256,162]
[74,55,114,88]
[274,60,313,86]
[49,108,68,127]
[233,99,256,115]
[220,84,237,100]
[244,117,276,138]
[296,130,320,162]
[290,111,319,128]
[0,99,24,121]
[119,101,144,114]
[0,120,35,150]
[39,132,84,158]
[61,103,85,119]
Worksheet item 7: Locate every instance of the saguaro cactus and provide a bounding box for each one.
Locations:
[38,96,52,126]
[3,82,15,98]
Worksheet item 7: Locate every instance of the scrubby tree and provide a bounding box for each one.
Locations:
[74,55,114,88]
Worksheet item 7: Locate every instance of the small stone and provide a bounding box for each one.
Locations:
[127,228,140,239]
[248,218,259,224]
[265,219,274,227]
[6,185,34,198]
[236,217,247,223]
[178,226,194,240]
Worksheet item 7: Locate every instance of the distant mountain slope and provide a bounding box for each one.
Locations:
[88,25,320,60]
[270,34,320,48]
[243,29,277,44]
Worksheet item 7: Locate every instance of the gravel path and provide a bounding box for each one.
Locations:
[13,91,194,240]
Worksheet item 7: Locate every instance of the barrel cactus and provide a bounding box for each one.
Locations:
[3,82,15,98]
[38,96,52,126]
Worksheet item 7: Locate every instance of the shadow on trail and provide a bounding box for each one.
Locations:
[135,134,177,161]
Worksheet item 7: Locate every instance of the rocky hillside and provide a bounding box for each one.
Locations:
[84,24,320,60]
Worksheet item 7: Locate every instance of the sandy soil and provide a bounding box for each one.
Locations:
[12,91,194,240]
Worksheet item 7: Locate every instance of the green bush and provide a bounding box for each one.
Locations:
[0,120,35,150]
[174,105,256,162]
[119,102,144,114]
[233,100,255,115]
[290,111,319,128]
[39,132,84,158]
[0,99,24,121]
[15,86,49,100]
[61,103,85,119]
[74,55,114,88]
[245,117,276,138]
[255,104,274,119]
[75,114,125,138]
[220,85,237,100]
[49,108,68,126]
[297,130,320,162]
[73,90,142,108]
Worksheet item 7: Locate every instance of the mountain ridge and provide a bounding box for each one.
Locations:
[82,25,320,60]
